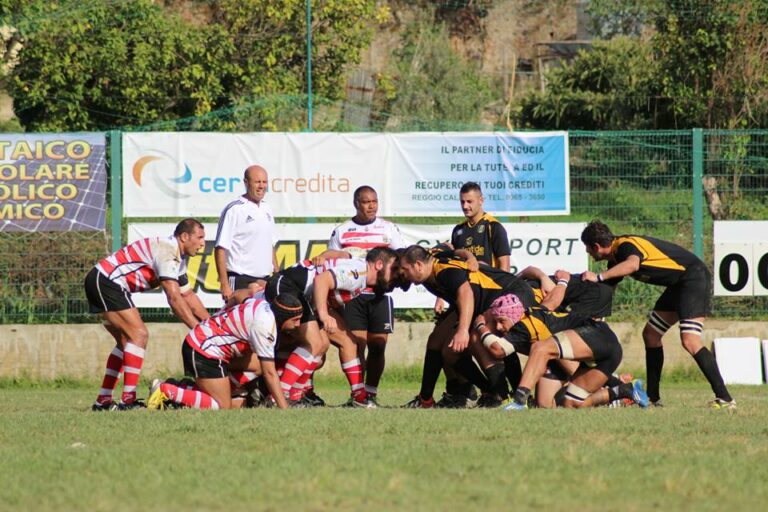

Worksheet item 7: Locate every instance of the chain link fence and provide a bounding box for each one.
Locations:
[1,128,766,323]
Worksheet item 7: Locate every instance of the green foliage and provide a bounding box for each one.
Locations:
[652,0,768,128]
[10,0,232,131]
[6,0,383,131]
[512,38,659,130]
[375,11,493,130]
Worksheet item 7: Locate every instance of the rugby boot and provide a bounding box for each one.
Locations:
[708,398,737,411]
[403,395,435,408]
[631,379,650,408]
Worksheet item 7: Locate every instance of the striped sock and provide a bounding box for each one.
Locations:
[342,357,366,402]
[121,342,145,404]
[291,357,320,401]
[229,371,258,388]
[280,347,314,398]
[96,346,123,404]
[160,382,220,409]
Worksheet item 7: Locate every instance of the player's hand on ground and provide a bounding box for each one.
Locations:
[448,329,469,352]
[581,271,598,282]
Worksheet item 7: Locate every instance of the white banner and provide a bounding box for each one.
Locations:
[128,222,586,309]
[713,221,768,296]
[123,132,569,217]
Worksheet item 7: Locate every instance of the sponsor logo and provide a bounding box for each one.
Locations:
[132,150,193,199]
[477,225,485,233]
[246,215,254,223]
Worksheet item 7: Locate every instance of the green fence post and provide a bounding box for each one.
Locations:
[306,0,313,131]
[692,128,703,258]
[109,130,122,252]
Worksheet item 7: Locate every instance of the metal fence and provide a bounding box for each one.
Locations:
[1,129,766,323]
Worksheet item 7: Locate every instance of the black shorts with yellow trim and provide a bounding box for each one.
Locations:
[570,321,622,377]
[343,292,394,334]
[84,267,135,314]
[653,263,711,319]
[182,341,229,379]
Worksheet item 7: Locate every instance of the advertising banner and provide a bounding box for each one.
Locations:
[714,221,768,296]
[0,133,107,232]
[127,222,586,309]
[123,132,568,218]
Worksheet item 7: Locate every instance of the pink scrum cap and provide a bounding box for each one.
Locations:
[489,294,525,324]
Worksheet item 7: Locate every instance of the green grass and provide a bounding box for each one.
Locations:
[1,378,767,511]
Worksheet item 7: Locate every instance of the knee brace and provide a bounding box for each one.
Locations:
[647,311,672,336]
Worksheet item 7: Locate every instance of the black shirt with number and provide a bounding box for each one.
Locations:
[451,213,510,267]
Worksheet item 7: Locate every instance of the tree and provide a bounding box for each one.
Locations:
[6,0,385,131]
[511,37,659,130]
[375,12,493,130]
[9,0,232,131]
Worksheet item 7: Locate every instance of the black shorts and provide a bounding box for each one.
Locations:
[264,273,316,324]
[571,321,622,377]
[182,341,229,379]
[84,267,135,314]
[343,292,394,334]
[542,359,572,382]
[227,272,268,291]
[653,263,712,319]
[561,280,614,319]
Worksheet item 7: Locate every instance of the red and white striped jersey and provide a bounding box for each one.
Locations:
[298,258,369,308]
[185,297,277,362]
[95,236,189,294]
[328,217,404,258]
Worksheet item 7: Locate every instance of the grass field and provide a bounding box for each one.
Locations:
[1,377,767,512]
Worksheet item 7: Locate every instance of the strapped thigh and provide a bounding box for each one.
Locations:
[679,319,703,337]
[647,311,672,336]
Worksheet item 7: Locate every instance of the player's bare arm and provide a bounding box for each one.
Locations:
[582,255,640,282]
[160,279,201,329]
[540,271,569,311]
[448,281,474,352]
[311,249,352,267]
[181,289,210,321]
[312,271,338,334]
[261,359,288,409]
[214,246,233,301]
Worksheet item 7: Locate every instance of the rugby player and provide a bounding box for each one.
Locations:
[580,220,735,409]
[84,218,210,411]
[434,181,513,407]
[147,294,303,410]
[265,247,399,406]
[474,272,648,410]
[399,244,535,408]
[323,185,404,406]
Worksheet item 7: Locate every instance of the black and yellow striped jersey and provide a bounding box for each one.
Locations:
[451,213,510,267]
[424,254,534,316]
[504,307,591,346]
[609,235,704,287]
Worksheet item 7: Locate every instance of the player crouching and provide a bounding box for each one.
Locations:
[147,294,303,410]
[475,278,649,410]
